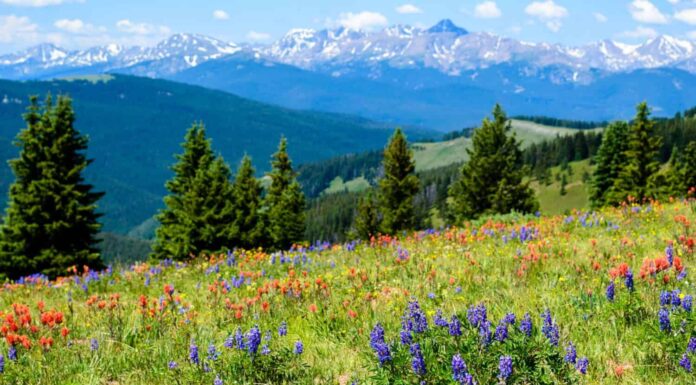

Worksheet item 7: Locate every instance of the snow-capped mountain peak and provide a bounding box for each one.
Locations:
[426,19,468,36]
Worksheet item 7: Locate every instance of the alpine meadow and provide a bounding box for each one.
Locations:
[0,1,696,385]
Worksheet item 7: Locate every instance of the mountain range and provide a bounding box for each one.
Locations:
[1,19,695,129]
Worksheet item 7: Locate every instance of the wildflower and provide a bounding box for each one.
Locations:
[564,342,577,364]
[688,337,696,353]
[90,338,99,352]
[606,281,615,302]
[246,326,261,355]
[467,303,487,328]
[214,375,223,385]
[261,345,270,355]
[680,354,693,373]
[168,361,178,370]
[207,344,219,361]
[0,355,4,374]
[189,341,199,364]
[685,296,694,313]
[678,268,688,281]
[498,355,513,381]
[519,313,532,337]
[8,346,16,361]
[541,310,559,347]
[502,313,516,325]
[410,343,426,376]
[660,291,671,306]
[666,245,674,266]
[370,324,386,350]
[449,315,462,337]
[370,324,392,365]
[671,290,682,307]
[658,307,671,332]
[494,323,508,342]
[406,300,428,333]
[625,269,634,292]
[452,354,470,384]
[294,340,304,355]
[278,321,288,337]
[434,309,449,327]
[576,357,589,374]
[479,320,492,346]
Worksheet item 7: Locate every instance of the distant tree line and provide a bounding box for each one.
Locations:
[511,115,609,130]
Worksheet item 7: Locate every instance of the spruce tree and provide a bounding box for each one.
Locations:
[448,104,538,221]
[608,102,662,204]
[232,155,266,249]
[0,95,103,279]
[560,174,568,196]
[683,142,696,193]
[353,190,380,240]
[266,138,305,250]
[378,128,420,235]
[589,121,629,207]
[152,123,236,260]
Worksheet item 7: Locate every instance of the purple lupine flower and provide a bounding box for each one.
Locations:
[8,346,16,361]
[660,291,672,306]
[684,295,693,313]
[278,321,288,337]
[666,245,674,266]
[90,338,99,352]
[449,315,462,337]
[400,329,413,345]
[625,269,634,292]
[576,357,589,374]
[168,361,178,370]
[688,337,696,353]
[235,327,245,349]
[410,343,426,376]
[370,324,385,349]
[406,300,428,333]
[502,313,516,325]
[434,309,449,327]
[659,307,671,332]
[294,340,304,355]
[261,345,270,355]
[223,334,234,349]
[467,303,487,328]
[189,341,199,365]
[564,342,577,364]
[246,326,261,355]
[370,324,392,365]
[519,313,532,337]
[0,355,4,374]
[494,323,508,342]
[452,354,468,384]
[672,290,682,307]
[207,344,219,361]
[541,310,559,346]
[606,281,615,302]
[678,268,688,281]
[498,356,513,381]
[479,320,492,346]
[214,375,223,385]
[681,354,693,373]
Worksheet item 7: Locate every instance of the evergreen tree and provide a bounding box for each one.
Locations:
[266,138,305,250]
[232,155,266,249]
[353,190,380,240]
[560,174,568,196]
[0,95,103,279]
[152,123,236,260]
[448,104,538,221]
[378,129,420,234]
[683,142,696,193]
[590,121,629,207]
[608,103,662,204]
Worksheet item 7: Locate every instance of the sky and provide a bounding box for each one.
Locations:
[2,0,696,53]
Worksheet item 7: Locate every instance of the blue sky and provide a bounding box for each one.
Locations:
[1,0,696,53]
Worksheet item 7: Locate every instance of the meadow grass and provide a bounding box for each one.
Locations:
[0,199,693,384]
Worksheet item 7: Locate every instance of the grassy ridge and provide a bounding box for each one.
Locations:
[0,200,693,384]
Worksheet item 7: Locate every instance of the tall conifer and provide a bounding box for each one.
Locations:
[590,121,629,207]
[378,128,420,234]
[353,190,380,240]
[0,95,103,279]
[232,155,266,249]
[266,138,305,250]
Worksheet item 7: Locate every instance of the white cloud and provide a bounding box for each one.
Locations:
[620,26,658,38]
[667,0,680,4]
[54,18,104,34]
[594,12,608,23]
[0,0,82,6]
[474,1,502,19]
[675,8,696,25]
[212,10,229,20]
[395,4,422,14]
[687,30,696,39]
[0,14,38,43]
[524,1,568,19]
[246,31,271,41]
[116,19,171,35]
[334,11,388,30]
[524,1,567,32]
[629,0,668,24]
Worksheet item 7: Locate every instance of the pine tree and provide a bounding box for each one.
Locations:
[608,103,662,204]
[0,95,104,279]
[448,104,538,221]
[353,190,380,240]
[590,121,629,207]
[152,123,236,260]
[683,142,696,193]
[378,128,420,235]
[232,155,266,249]
[266,138,306,250]
[560,174,568,196]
